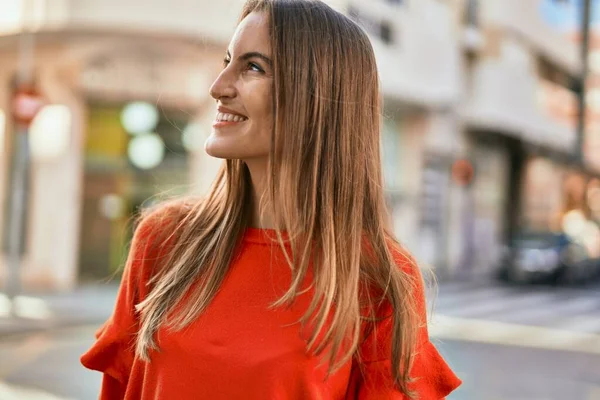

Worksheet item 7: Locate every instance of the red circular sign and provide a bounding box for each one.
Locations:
[11,86,44,126]
[452,159,475,186]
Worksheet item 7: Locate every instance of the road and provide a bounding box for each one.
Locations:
[0,326,100,399]
[0,279,599,399]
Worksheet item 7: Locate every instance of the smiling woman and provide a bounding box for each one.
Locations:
[81,1,461,399]
[204,12,274,161]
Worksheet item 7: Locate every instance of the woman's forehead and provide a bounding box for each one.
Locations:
[228,12,271,56]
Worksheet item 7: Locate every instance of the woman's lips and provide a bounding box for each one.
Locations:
[212,119,248,128]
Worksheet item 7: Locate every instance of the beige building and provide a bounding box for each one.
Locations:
[0,0,247,290]
[453,0,583,278]
[0,0,587,290]
[343,0,462,273]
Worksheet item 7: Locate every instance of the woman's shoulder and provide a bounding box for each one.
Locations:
[386,238,419,276]
[135,197,195,236]
[127,198,196,282]
[132,197,198,249]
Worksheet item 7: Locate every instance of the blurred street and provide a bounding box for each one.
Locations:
[1,279,600,400]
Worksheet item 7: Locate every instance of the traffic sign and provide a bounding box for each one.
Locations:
[11,85,44,126]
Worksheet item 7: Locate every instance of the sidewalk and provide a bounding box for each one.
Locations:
[0,278,498,338]
[0,284,119,337]
[0,278,548,338]
[3,277,599,340]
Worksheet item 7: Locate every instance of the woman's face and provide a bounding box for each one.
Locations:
[206,11,273,161]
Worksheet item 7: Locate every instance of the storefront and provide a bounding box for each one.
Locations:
[518,156,600,262]
[0,34,222,289]
[519,156,565,234]
[74,42,220,282]
[79,101,196,280]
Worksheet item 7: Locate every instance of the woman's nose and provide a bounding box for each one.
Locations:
[209,70,236,100]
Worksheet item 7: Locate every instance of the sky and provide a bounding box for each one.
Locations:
[540,0,600,31]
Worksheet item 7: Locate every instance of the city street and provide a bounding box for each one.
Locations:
[1,0,599,398]
[0,279,599,399]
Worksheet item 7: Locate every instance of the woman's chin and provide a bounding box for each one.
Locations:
[204,144,231,159]
[204,135,269,160]
[204,136,243,159]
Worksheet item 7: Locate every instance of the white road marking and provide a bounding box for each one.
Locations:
[505,296,600,325]
[430,314,600,355]
[552,315,600,334]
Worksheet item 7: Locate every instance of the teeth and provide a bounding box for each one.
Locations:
[216,112,247,122]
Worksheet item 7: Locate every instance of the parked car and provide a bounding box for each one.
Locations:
[497,230,600,285]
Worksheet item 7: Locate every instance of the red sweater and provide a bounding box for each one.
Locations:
[81,209,461,399]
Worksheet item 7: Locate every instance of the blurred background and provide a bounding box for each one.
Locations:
[0,0,599,399]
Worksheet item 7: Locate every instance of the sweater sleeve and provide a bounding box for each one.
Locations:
[346,248,462,399]
[80,204,182,399]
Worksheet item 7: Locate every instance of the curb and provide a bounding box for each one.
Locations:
[0,316,108,339]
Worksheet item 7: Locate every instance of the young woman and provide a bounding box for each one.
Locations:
[81,0,462,398]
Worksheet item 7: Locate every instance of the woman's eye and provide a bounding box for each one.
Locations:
[222,58,231,68]
[248,62,263,73]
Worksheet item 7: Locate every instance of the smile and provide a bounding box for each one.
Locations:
[215,112,248,123]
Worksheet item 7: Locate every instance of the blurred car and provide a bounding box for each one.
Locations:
[497,231,600,285]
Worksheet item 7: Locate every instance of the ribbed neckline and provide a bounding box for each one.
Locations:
[242,227,290,244]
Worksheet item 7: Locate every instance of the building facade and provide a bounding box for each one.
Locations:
[456,0,587,279]
[0,0,592,290]
[0,0,243,289]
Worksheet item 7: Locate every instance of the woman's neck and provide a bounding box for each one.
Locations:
[244,158,279,230]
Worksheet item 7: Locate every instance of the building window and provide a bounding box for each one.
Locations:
[380,22,392,43]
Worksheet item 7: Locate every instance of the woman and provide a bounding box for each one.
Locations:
[81,0,462,398]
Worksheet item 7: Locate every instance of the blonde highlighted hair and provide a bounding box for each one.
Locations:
[134,0,420,397]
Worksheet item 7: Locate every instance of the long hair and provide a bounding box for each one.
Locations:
[134,0,420,397]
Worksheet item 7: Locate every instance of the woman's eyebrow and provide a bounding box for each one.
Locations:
[227,50,273,67]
